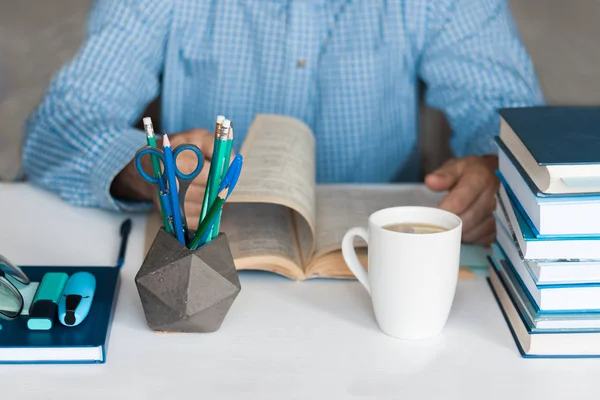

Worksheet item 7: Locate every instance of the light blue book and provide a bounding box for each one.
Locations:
[490,243,600,313]
[495,216,600,286]
[496,142,600,236]
[495,181,600,260]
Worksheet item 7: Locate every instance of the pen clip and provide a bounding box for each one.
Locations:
[218,154,243,200]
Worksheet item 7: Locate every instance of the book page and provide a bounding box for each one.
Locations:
[227,114,316,262]
[312,185,446,258]
[219,203,304,279]
[306,185,475,280]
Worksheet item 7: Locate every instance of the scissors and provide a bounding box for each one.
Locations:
[134,143,204,242]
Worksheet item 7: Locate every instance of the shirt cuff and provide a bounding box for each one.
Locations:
[458,113,500,158]
[90,128,155,212]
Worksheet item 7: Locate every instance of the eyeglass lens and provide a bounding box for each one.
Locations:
[0,254,29,285]
[0,276,23,319]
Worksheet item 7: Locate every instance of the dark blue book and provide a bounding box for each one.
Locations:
[498,106,600,196]
[0,265,120,364]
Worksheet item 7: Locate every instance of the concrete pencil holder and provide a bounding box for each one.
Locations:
[135,227,241,333]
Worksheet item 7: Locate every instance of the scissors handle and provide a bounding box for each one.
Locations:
[172,144,204,181]
[172,144,204,242]
[134,147,166,185]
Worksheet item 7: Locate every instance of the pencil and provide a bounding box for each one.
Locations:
[143,118,172,234]
[189,188,227,250]
[210,124,233,239]
[199,115,225,226]
[207,120,230,203]
[203,120,230,231]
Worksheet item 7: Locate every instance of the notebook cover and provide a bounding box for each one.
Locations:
[0,265,120,364]
[498,106,600,166]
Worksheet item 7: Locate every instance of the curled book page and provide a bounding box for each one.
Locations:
[220,203,304,280]
[227,114,316,262]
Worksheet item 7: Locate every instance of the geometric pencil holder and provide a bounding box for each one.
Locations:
[134,227,241,333]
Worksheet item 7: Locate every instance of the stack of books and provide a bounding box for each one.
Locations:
[488,106,600,358]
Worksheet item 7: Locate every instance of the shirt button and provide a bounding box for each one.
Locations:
[296,59,307,68]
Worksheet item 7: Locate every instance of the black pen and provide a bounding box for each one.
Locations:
[117,218,132,268]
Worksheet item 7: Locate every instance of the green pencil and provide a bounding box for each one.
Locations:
[210,124,233,239]
[202,120,230,240]
[143,118,172,234]
[188,189,227,250]
[199,115,225,226]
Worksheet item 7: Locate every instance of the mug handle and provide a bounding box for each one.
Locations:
[341,227,370,294]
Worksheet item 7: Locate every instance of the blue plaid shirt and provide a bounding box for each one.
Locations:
[23,0,543,211]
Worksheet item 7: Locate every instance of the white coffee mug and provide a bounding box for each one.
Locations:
[341,206,462,340]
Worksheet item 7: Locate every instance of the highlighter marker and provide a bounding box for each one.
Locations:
[27,272,69,331]
[58,272,96,327]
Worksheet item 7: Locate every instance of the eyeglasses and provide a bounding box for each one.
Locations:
[0,254,30,320]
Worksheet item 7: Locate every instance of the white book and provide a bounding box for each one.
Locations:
[489,256,600,331]
[491,238,600,312]
[496,184,600,260]
[495,214,600,285]
[498,147,600,236]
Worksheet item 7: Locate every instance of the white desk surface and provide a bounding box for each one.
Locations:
[1,183,600,400]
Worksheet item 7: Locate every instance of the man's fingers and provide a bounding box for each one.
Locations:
[456,188,496,234]
[424,159,464,191]
[162,128,216,159]
[184,201,202,230]
[182,182,209,229]
[438,173,485,216]
[185,129,218,159]
[174,155,211,186]
[462,215,496,244]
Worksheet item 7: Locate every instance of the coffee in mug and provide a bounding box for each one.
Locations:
[382,222,448,234]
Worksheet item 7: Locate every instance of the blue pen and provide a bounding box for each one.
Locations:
[117,218,132,268]
[162,135,186,245]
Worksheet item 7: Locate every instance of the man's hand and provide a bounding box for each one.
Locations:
[424,155,499,246]
[111,128,230,229]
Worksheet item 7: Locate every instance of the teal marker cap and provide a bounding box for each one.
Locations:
[27,272,68,331]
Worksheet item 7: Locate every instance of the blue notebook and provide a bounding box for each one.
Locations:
[0,265,120,364]
[497,106,600,197]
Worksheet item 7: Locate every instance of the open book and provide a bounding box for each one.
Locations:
[146,114,478,280]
